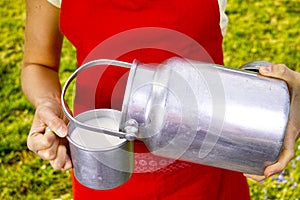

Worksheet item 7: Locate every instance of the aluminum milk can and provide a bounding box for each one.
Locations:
[62,57,290,177]
[121,57,290,175]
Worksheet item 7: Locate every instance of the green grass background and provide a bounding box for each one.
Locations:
[1,0,299,199]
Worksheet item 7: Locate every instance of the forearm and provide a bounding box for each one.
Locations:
[22,0,63,108]
[21,64,62,108]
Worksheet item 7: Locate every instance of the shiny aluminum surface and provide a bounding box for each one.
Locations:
[67,109,133,190]
[122,57,290,175]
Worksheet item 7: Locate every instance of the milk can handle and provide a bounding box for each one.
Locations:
[61,59,137,140]
[240,61,273,72]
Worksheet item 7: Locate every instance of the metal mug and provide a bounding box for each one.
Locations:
[67,109,133,190]
[61,59,135,190]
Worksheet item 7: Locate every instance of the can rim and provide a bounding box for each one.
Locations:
[121,59,139,126]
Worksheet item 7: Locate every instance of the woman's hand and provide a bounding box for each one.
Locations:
[246,64,300,181]
[27,99,72,170]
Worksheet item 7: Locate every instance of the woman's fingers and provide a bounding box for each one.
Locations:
[49,140,71,170]
[258,64,300,179]
[243,174,265,182]
[28,129,72,170]
[28,130,59,160]
[263,120,297,177]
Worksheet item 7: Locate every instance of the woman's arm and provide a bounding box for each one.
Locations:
[21,0,71,170]
[22,0,62,108]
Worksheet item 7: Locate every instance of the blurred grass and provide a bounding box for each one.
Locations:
[0,0,75,199]
[0,0,299,199]
[223,0,300,70]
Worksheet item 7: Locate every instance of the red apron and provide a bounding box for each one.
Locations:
[60,0,250,199]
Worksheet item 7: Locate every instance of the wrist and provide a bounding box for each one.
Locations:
[34,94,61,109]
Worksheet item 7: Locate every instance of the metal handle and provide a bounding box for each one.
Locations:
[61,59,137,140]
[240,61,273,72]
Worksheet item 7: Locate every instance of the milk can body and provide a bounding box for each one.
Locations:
[121,57,290,175]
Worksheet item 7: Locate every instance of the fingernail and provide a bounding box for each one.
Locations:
[260,66,272,73]
[267,171,275,177]
[57,126,67,137]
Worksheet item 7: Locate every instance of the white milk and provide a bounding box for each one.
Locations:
[70,117,126,149]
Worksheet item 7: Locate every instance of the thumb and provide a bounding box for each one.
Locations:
[38,108,68,137]
[259,64,294,84]
[47,116,68,138]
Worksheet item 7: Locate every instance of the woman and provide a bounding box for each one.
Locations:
[21,0,300,199]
